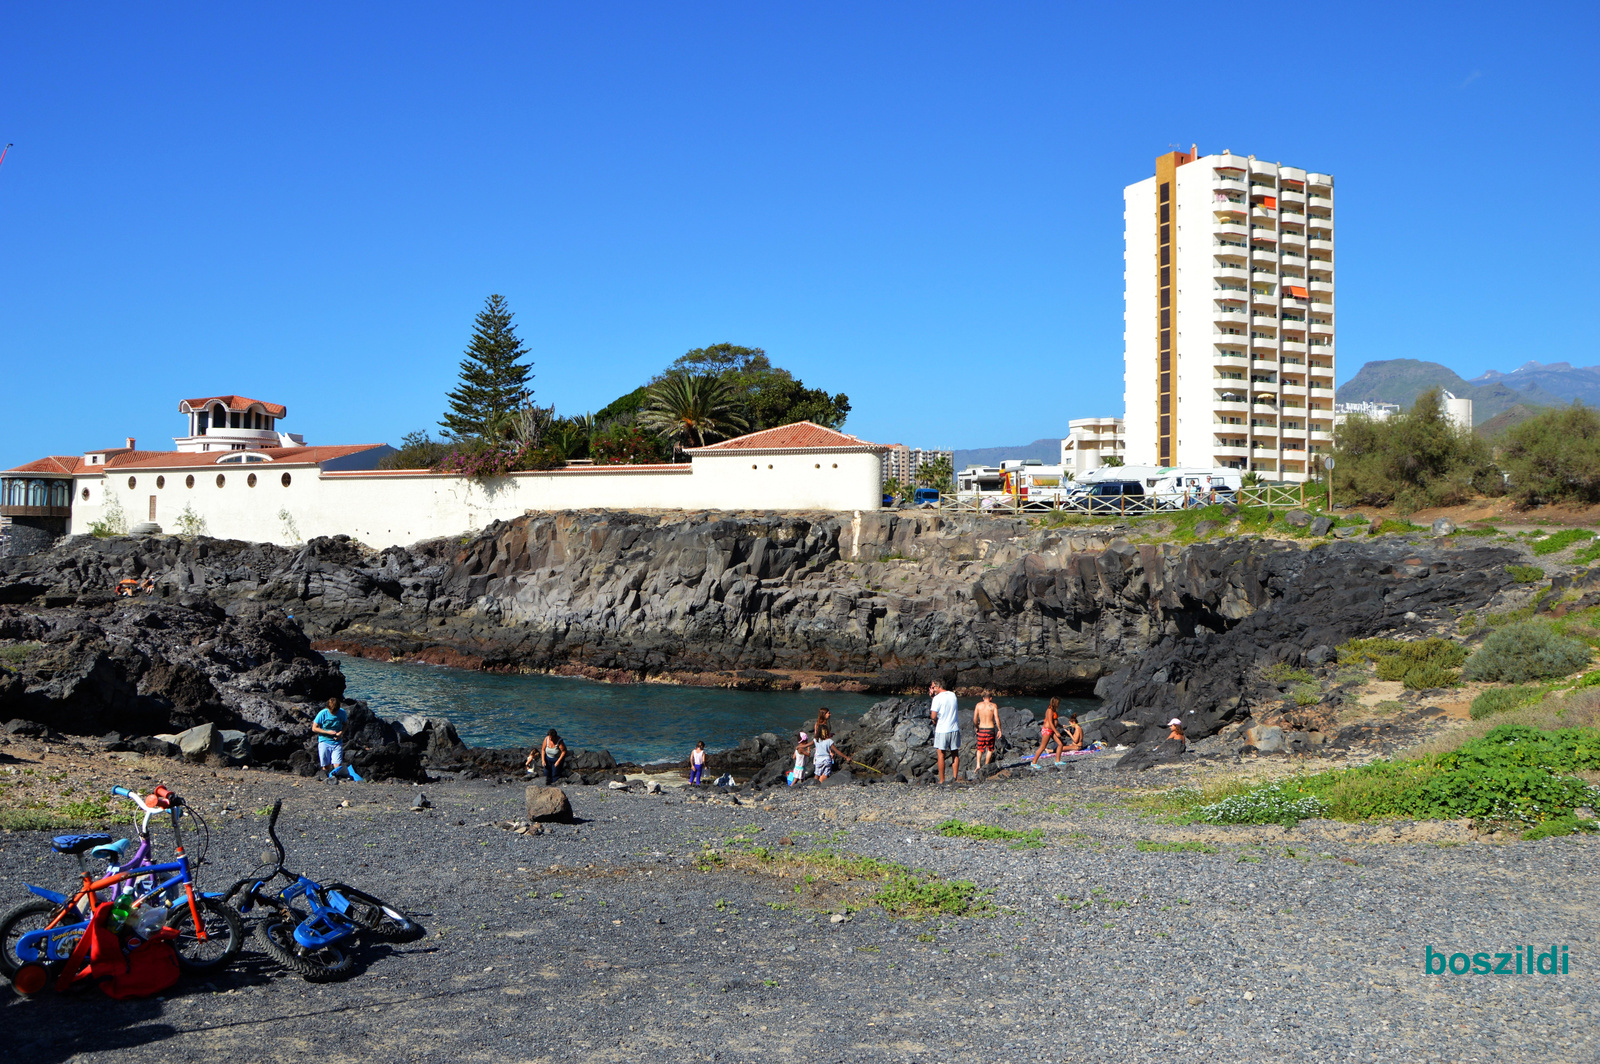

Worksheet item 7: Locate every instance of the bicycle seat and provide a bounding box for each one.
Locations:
[51,833,114,855]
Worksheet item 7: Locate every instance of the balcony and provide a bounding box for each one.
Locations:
[1214,347,1248,360]
[1216,237,1249,251]
[1282,382,1307,397]
[0,503,72,519]
[1213,443,1249,458]
[1281,339,1308,354]
[1251,248,1278,264]
[1279,230,1306,247]
[1215,394,1250,410]
[1215,221,1248,239]
[1252,313,1279,327]
[1215,171,1246,185]
[1309,238,1334,253]
[1250,205,1276,221]
[1309,279,1333,295]
[1279,187,1305,204]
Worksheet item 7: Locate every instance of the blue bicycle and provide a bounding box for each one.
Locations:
[223,800,422,982]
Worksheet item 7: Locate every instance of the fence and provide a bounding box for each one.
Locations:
[933,480,1328,518]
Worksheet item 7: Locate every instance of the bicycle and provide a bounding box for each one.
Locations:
[223,799,422,982]
[0,785,243,991]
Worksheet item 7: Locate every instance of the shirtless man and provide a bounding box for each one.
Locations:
[972,691,1002,776]
[1063,712,1085,752]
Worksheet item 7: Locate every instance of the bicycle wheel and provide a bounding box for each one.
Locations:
[0,899,76,978]
[256,919,355,983]
[164,895,243,974]
[325,884,424,942]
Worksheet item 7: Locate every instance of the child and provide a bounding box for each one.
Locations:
[813,725,836,780]
[786,731,813,786]
[689,740,707,786]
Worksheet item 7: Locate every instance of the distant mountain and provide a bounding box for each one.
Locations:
[953,438,1061,470]
[1335,359,1569,426]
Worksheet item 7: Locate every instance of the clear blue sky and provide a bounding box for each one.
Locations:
[2,2,1595,466]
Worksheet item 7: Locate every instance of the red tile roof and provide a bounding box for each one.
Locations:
[4,456,83,476]
[6,445,385,474]
[179,396,288,418]
[685,422,885,454]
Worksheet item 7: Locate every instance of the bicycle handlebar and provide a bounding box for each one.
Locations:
[111,786,154,813]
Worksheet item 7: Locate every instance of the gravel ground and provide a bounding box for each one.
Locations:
[2,742,1597,1064]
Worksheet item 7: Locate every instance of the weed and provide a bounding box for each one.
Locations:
[1573,541,1600,567]
[1236,855,1263,864]
[1264,662,1315,685]
[0,642,39,665]
[1506,564,1546,584]
[1291,683,1322,706]
[936,819,1046,850]
[1193,783,1329,827]
[1531,529,1596,556]
[1457,526,1501,537]
[1470,685,1547,720]
[1464,621,1592,684]
[1340,637,1466,689]
[1521,816,1599,841]
[915,933,935,942]
[1135,840,1219,854]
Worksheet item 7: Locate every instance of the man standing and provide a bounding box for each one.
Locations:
[972,691,1002,777]
[313,696,349,783]
[929,678,961,784]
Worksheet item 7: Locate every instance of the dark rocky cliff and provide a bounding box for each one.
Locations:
[0,512,1521,758]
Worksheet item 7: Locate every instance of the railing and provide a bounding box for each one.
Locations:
[935,480,1328,517]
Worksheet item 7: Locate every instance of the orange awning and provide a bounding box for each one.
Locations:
[1261,196,1277,209]
[1287,285,1308,298]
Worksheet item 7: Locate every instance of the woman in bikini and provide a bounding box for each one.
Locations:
[1063,712,1085,752]
[1031,696,1066,764]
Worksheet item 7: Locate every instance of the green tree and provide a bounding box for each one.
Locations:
[638,371,750,449]
[440,294,533,440]
[1499,402,1600,505]
[915,455,954,490]
[747,377,851,430]
[1100,455,1125,468]
[1333,387,1499,512]
[379,430,452,470]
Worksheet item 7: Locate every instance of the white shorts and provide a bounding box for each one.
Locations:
[934,730,961,752]
[318,742,344,768]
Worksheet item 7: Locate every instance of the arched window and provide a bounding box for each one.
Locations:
[50,481,69,507]
[27,480,48,506]
[212,405,228,430]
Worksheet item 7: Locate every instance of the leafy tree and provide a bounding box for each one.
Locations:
[915,455,954,490]
[638,371,749,449]
[379,430,452,470]
[592,421,672,464]
[1498,403,1600,505]
[594,386,649,426]
[882,476,913,504]
[1100,456,1124,468]
[1333,388,1500,513]
[440,294,533,440]
[663,343,776,391]
[747,376,851,430]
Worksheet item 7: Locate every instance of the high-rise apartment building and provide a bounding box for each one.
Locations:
[1123,150,1335,481]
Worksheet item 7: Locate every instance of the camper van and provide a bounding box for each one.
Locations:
[1149,469,1242,509]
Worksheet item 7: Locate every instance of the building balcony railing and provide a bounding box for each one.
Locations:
[0,504,72,519]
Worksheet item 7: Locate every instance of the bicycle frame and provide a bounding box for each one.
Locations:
[226,801,358,951]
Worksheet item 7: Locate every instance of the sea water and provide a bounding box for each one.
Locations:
[333,653,1094,764]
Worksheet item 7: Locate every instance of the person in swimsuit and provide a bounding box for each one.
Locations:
[689,740,707,786]
[788,731,814,786]
[813,725,838,780]
[1032,696,1065,764]
[526,729,566,785]
[814,707,832,742]
[1063,712,1085,752]
[972,691,1002,776]
[1167,717,1188,751]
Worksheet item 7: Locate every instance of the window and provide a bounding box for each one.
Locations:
[247,473,257,487]
[230,411,241,429]
[281,472,292,487]
[156,476,165,489]
[216,474,226,488]
[186,475,195,489]
[127,476,137,489]
[82,487,90,501]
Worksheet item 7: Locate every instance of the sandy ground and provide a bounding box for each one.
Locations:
[2,736,1596,1064]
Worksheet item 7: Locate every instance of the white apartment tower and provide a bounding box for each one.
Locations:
[1123,149,1335,481]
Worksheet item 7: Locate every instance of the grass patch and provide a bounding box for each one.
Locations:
[1572,541,1600,567]
[1134,839,1219,854]
[1339,638,1466,689]
[0,799,115,830]
[1463,621,1592,684]
[1471,685,1548,720]
[1506,564,1546,583]
[1531,529,1596,556]
[705,845,990,917]
[936,819,1046,850]
[1377,519,1423,535]
[1520,815,1599,841]
[1457,526,1501,537]
[1264,662,1315,685]
[0,642,39,666]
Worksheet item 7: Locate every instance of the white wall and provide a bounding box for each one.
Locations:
[70,451,884,549]
[1122,176,1158,466]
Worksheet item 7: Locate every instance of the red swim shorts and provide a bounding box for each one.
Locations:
[976,727,996,752]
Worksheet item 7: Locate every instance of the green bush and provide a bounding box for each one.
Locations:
[1193,783,1329,827]
[1342,638,1466,689]
[1463,621,1592,684]
[1332,388,1501,513]
[1470,685,1546,720]
[1500,403,1600,506]
[1575,541,1600,567]
[1521,815,1599,841]
[1531,529,1596,556]
[1505,564,1545,583]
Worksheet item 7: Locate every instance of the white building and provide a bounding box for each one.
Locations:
[3,397,889,552]
[881,444,954,489]
[1059,417,1125,476]
[1333,395,1472,432]
[1123,149,1335,481]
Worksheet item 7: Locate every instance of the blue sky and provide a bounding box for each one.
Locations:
[1,2,1595,466]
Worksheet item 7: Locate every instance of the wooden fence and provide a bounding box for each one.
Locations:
[932,480,1326,517]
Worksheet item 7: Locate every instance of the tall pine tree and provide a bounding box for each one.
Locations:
[440,294,534,440]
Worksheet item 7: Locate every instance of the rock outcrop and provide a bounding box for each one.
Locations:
[0,514,1525,764]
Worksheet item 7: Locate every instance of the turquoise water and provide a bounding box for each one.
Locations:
[333,654,1088,764]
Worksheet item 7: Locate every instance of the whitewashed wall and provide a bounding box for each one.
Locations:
[70,450,883,549]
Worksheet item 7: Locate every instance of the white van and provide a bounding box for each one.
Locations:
[1151,469,1242,509]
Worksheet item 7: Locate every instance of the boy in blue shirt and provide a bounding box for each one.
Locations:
[313,697,351,782]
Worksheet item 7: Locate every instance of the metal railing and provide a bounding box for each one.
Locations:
[932,480,1327,517]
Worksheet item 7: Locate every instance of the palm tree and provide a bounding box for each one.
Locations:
[638,372,749,448]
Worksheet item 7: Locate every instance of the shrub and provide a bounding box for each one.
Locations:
[1521,815,1599,841]
[1332,388,1501,513]
[1575,541,1600,567]
[1505,564,1545,583]
[1342,638,1466,689]
[379,430,453,471]
[88,492,128,537]
[1463,621,1592,684]
[1194,783,1329,827]
[1531,529,1596,556]
[1499,403,1600,506]
[1470,685,1546,720]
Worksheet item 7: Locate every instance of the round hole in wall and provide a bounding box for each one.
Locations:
[185,475,195,489]
[216,474,226,488]
[127,476,137,489]
[832,463,838,468]
[281,472,292,487]
[81,487,90,501]
[767,464,773,469]
[814,463,820,469]
[247,473,257,488]
[156,476,165,489]
[751,464,758,470]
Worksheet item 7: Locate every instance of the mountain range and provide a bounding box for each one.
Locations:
[952,438,1061,470]
[1335,359,1600,431]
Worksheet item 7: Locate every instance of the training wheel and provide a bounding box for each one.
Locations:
[12,963,50,995]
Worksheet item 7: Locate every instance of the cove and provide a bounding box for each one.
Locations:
[334,653,1094,764]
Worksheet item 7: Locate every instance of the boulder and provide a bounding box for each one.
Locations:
[566,749,618,772]
[218,729,251,761]
[1305,644,1334,666]
[175,723,222,761]
[1284,509,1312,529]
[4,719,49,737]
[1310,516,1334,537]
[525,786,573,822]
[1192,520,1219,538]
[1432,518,1457,536]
[1333,525,1361,539]
[1114,738,1186,771]
[129,736,180,758]
[351,742,428,782]
[1246,725,1285,754]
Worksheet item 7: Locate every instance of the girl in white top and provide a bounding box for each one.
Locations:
[788,732,813,786]
[812,724,837,779]
[689,740,707,786]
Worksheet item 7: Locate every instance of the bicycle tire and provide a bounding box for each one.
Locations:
[256,919,356,983]
[164,895,244,974]
[0,899,75,978]
[324,884,425,942]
